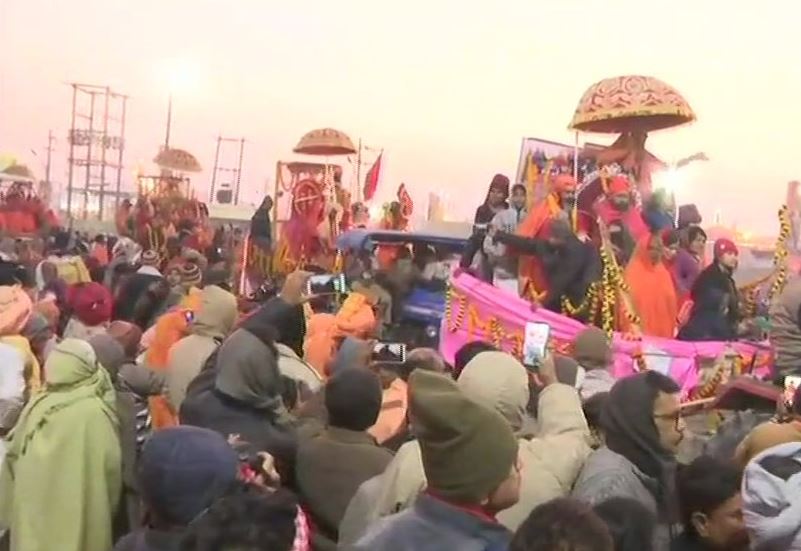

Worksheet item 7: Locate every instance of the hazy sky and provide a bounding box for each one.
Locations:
[1,0,799,232]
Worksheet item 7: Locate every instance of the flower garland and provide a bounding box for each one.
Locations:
[768,204,791,301]
[561,281,601,319]
[736,205,790,316]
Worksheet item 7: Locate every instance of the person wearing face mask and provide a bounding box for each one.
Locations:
[679,239,741,342]
[595,174,649,242]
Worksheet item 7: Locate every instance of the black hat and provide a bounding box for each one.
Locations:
[325,369,382,431]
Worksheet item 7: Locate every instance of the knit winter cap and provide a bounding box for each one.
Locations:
[141,249,161,268]
[325,368,382,431]
[573,327,611,371]
[180,262,203,288]
[138,426,239,526]
[714,238,739,259]
[409,370,518,503]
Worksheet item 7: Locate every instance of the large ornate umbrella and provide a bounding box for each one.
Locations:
[153,147,202,173]
[293,128,356,156]
[569,75,695,133]
[570,75,695,199]
[0,163,36,183]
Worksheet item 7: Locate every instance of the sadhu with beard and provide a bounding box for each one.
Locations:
[595,174,650,242]
[514,174,589,300]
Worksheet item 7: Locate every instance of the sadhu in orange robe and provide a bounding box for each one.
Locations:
[515,174,587,299]
[620,234,678,338]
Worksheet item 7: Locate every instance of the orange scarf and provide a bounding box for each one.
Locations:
[515,193,561,298]
[622,237,677,338]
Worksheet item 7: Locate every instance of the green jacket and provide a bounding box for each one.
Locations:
[0,339,122,551]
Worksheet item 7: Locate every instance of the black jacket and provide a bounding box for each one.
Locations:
[684,262,739,339]
[496,232,601,314]
[180,324,298,485]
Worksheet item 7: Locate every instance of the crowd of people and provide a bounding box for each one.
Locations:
[0,173,799,551]
[462,172,754,344]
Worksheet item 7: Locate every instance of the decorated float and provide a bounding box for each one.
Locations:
[116,148,211,253]
[0,163,59,237]
[482,75,792,399]
[242,128,356,289]
[441,271,774,400]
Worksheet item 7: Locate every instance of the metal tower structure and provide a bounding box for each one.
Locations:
[66,83,128,221]
[209,136,245,205]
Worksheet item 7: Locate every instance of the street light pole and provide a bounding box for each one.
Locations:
[164,92,173,149]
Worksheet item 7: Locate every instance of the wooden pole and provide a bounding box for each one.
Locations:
[355,138,362,203]
[210,135,221,203]
[234,138,245,205]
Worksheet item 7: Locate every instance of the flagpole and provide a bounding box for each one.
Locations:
[355,138,362,203]
[573,131,579,181]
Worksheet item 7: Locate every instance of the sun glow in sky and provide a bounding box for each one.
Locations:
[1,0,800,233]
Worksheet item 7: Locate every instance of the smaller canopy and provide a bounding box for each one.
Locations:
[570,75,696,133]
[0,163,36,183]
[153,148,202,173]
[293,128,356,156]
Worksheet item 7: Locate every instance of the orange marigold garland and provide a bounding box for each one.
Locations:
[768,204,791,301]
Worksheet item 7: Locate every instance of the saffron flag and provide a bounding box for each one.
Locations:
[363,153,382,201]
[398,183,413,218]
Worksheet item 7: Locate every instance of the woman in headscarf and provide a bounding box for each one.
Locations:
[0,339,122,551]
[621,232,678,338]
[459,174,510,281]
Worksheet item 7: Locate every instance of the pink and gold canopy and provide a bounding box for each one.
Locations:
[569,75,695,133]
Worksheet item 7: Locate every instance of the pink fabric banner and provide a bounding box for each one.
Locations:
[440,273,772,396]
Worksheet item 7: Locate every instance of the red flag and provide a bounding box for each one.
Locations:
[397,183,413,218]
[363,153,382,201]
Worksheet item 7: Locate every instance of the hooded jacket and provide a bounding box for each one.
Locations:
[338,352,590,540]
[572,372,679,551]
[166,285,238,410]
[742,442,801,550]
[687,262,739,338]
[179,325,298,482]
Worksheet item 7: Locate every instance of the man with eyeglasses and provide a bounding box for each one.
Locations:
[572,371,685,551]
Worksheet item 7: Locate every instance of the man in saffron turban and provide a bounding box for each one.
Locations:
[514,173,580,299]
[594,174,649,242]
